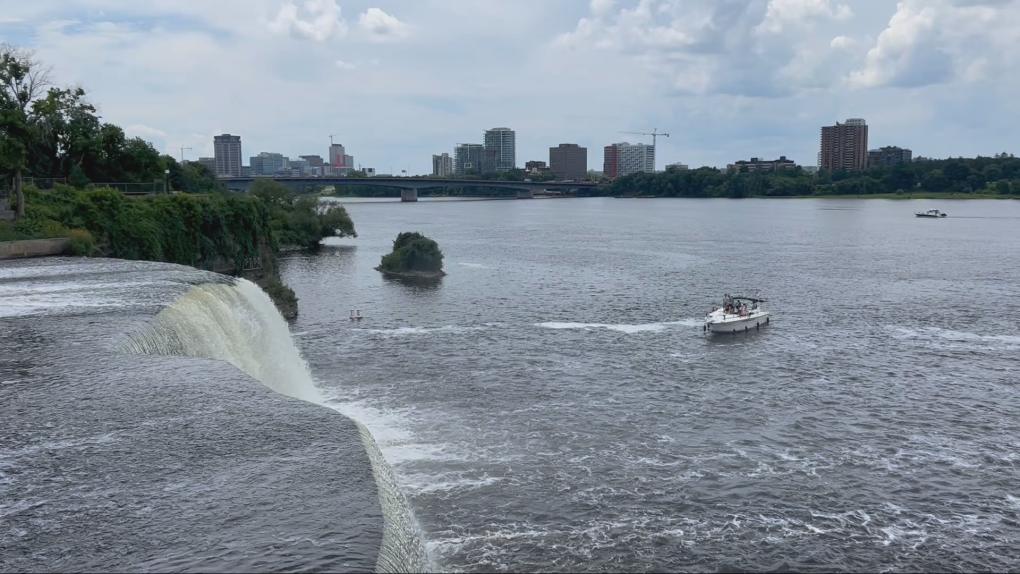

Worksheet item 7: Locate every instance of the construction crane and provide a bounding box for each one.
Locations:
[619,129,670,172]
[178,146,192,163]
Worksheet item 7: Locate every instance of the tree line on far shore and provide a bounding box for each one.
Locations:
[608,154,1020,198]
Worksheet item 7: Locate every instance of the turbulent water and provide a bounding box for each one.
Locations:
[280,197,1020,572]
[0,259,430,573]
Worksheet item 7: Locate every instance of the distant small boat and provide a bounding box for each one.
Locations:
[915,209,948,218]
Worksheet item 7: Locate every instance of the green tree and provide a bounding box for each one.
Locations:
[0,44,50,219]
[378,232,444,274]
[922,170,950,192]
[983,164,1003,182]
[996,180,1011,195]
[943,160,970,183]
[250,179,356,248]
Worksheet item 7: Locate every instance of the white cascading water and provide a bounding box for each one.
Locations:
[123,280,322,403]
[122,278,431,573]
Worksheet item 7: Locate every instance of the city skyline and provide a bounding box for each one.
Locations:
[3,1,1016,173]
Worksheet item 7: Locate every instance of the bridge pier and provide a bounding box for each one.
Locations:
[516,190,534,199]
[400,189,418,202]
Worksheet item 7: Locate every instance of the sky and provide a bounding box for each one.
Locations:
[1,0,1018,174]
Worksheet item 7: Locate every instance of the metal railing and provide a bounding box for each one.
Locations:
[23,177,67,190]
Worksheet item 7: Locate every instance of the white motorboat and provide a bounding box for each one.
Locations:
[704,294,770,334]
[915,209,948,218]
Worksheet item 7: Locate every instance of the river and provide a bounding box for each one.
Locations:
[282,197,1020,572]
[3,197,1020,572]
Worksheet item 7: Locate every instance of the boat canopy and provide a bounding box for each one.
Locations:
[730,296,767,303]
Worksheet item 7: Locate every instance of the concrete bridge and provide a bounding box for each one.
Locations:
[221,176,605,201]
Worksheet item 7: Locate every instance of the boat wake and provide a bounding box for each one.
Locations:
[537,319,702,334]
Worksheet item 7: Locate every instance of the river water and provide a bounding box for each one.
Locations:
[280,197,1020,572]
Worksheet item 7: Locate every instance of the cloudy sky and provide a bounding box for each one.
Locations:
[2,0,1017,174]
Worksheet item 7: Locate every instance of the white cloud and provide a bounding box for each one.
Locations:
[335,59,356,70]
[590,0,615,16]
[830,35,855,50]
[0,17,26,24]
[357,8,408,42]
[268,0,347,42]
[758,0,854,33]
[846,0,1018,88]
[125,124,167,141]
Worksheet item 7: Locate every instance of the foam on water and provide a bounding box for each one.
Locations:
[358,325,491,337]
[537,319,702,333]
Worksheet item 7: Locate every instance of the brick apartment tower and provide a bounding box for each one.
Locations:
[603,145,618,179]
[820,118,869,173]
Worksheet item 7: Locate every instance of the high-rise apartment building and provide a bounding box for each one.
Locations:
[432,153,453,177]
[454,144,484,175]
[603,146,618,179]
[868,146,913,168]
[300,155,324,168]
[483,127,516,172]
[820,119,869,173]
[607,142,655,178]
[549,144,588,181]
[213,134,242,177]
[328,144,347,168]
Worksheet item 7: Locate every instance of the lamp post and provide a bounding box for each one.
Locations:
[164,169,170,194]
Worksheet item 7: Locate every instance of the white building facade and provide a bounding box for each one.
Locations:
[615,142,655,177]
[483,127,516,172]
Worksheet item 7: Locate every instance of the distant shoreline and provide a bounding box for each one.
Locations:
[324,192,1020,202]
[615,193,1020,200]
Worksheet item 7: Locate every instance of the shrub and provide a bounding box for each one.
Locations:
[68,229,95,256]
[0,222,16,242]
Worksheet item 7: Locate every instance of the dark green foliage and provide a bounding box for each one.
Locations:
[14,184,274,269]
[378,232,444,274]
[392,231,426,251]
[606,153,1020,198]
[266,280,297,307]
[68,228,94,256]
[250,179,356,248]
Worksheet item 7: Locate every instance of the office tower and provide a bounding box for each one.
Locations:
[213,134,242,177]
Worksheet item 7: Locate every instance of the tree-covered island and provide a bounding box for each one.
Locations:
[376,232,446,279]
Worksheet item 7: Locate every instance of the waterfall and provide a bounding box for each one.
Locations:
[122,278,432,573]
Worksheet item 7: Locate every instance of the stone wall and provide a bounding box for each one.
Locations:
[0,238,71,259]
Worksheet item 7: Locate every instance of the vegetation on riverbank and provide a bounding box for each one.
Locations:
[609,154,1020,199]
[0,44,357,318]
[376,232,445,277]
